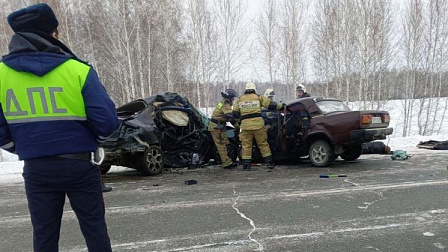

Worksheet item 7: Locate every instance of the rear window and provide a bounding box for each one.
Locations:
[315,100,351,114]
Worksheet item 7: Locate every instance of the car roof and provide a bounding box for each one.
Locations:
[141,92,186,105]
[285,97,343,106]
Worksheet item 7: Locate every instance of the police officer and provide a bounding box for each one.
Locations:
[296,85,311,98]
[0,3,118,252]
[209,89,238,169]
[233,83,283,171]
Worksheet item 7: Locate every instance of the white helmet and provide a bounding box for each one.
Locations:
[263,88,275,98]
[296,85,306,92]
[245,82,256,92]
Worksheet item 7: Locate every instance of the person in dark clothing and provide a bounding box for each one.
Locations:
[0,3,118,252]
[262,88,277,127]
[296,85,311,98]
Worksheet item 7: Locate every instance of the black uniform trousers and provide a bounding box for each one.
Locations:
[23,157,112,252]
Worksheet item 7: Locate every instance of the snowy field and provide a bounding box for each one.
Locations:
[1,98,447,185]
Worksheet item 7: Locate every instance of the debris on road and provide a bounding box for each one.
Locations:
[319,174,347,178]
[184,180,197,185]
[391,150,411,160]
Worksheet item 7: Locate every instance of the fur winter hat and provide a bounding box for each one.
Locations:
[7,3,59,34]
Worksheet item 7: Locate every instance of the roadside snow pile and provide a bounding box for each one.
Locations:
[0,161,24,184]
[2,151,18,162]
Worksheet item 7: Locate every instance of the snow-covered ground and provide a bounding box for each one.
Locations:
[0,157,134,184]
[1,98,447,185]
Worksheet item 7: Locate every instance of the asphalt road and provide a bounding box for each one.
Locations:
[1,150,447,252]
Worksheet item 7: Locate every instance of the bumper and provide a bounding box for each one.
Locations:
[350,127,393,142]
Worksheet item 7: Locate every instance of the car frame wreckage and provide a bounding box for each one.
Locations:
[100,92,238,176]
[100,94,393,175]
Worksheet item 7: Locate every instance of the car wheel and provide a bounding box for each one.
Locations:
[138,146,164,176]
[309,140,334,167]
[100,164,112,175]
[340,144,362,161]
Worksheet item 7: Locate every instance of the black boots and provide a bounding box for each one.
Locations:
[242,160,251,171]
[265,156,275,170]
[102,183,112,192]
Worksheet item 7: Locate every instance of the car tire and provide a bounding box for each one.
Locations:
[138,146,164,176]
[309,140,334,167]
[340,144,362,161]
[100,164,112,175]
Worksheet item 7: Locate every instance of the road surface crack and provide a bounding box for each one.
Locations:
[232,188,264,251]
[344,179,385,212]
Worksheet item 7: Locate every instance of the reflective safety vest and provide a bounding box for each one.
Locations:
[208,98,233,131]
[0,59,88,124]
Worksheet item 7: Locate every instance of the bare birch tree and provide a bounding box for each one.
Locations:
[213,0,249,89]
[88,0,138,102]
[369,0,395,110]
[157,0,183,92]
[401,0,425,136]
[279,0,309,94]
[354,0,376,109]
[313,0,355,100]
[417,0,448,135]
[340,1,359,102]
[313,0,334,98]
[185,0,219,108]
[257,0,280,83]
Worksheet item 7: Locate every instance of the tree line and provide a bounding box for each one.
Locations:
[1,0,447,136]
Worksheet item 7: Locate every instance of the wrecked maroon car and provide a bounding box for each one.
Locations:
[254,97,393,166]
[100,93,238,176]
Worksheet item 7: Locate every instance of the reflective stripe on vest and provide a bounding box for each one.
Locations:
[0,60,89,124]
[237,93,264,130]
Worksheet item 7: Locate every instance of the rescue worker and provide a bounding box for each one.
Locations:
[233,83,283,171]
[208,89,239,169]
[296,85,311,98]
[262,88,276,126]
[288,85,310,138]
[263,88,275,100]
[0,3,118,251]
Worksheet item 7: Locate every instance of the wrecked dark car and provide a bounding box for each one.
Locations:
[100,93,237,176]
[252,97,393,166]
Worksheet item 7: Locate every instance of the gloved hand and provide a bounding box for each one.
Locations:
[227,116,236,125]
[280,103,290,111]
[91,147,105,165]
[233,121,240,129]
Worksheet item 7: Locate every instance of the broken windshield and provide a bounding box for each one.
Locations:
[316,100,351,114]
